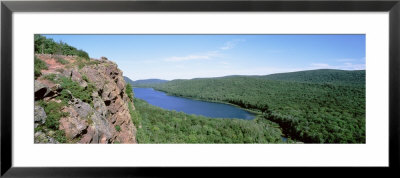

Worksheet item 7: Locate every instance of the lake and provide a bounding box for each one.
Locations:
[133,88,255,120]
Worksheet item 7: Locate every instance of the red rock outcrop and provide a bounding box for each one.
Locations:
[34,54,136,144]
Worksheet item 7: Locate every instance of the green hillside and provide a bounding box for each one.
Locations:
[125,77,169,87]
[146,69,365,143]
[134,98,287,143]
[34,34,89,59]
[123,76,135,85]
[259,69,365,86]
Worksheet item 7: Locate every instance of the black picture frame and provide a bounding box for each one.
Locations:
[1,0,399,177]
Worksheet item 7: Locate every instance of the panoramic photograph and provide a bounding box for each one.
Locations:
[34,34,365,144]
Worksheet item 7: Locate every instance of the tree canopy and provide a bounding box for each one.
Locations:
[34,34,90,59]
[133,69,366,143]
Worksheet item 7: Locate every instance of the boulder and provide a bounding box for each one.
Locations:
[50,84,62,92]
[92,94,108,118]
[59,114,88,140]
[34,131,47,143]
[78,126,95,144]
[47,137,58,144]
[71,98,92,118]
[70,68,82,82]
[34,80,50,100]
[61,97,113,143]
[90,110,113,143]
[34,104,46,125]
[62,68,73,78]
[60,99,92,140]
[80,81,88,88]
[34,131,58,144]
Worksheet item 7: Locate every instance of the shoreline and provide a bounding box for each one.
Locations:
[133,87,299,143]
[134,87,263,116]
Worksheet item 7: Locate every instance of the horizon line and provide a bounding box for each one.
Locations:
[126,68,366,81]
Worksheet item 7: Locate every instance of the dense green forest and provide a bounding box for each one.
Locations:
[34,34,90,59]
[133,98,289,143]
[132,69,366,143]
[258,69,365,86]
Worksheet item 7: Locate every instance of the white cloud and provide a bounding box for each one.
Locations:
[220,39,245,50]
[310,62,365,70]
[336,57,366,63]
[165,55,211,62]
[311,57,366,70]
[311,63,331,68]
[164,51,221,62]
[163,39,244,63]
[342,62,366,70]
[336,58,355,62]
[219,61,230,65]
[174,65,185,69]
[136,59,159,64]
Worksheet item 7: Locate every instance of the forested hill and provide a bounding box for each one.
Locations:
[132,69,365,88]
[145,69,365,143]
[258,69,365,86]
[124,77,168,87]
[123,76,135,85]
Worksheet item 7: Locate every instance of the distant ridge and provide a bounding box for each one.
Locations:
[166,69,365,86]
[123,76,135,85]
[258,69,365,86]
[123,76,168,87]
[125,69,365,88]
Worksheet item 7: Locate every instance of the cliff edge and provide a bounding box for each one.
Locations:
[34,54,137,144]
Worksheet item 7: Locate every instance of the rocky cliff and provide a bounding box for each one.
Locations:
[34,54,136,144]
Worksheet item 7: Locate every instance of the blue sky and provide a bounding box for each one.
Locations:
[43,34,365,80]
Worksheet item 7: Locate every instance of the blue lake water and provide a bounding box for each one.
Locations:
[133,88,255,120]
